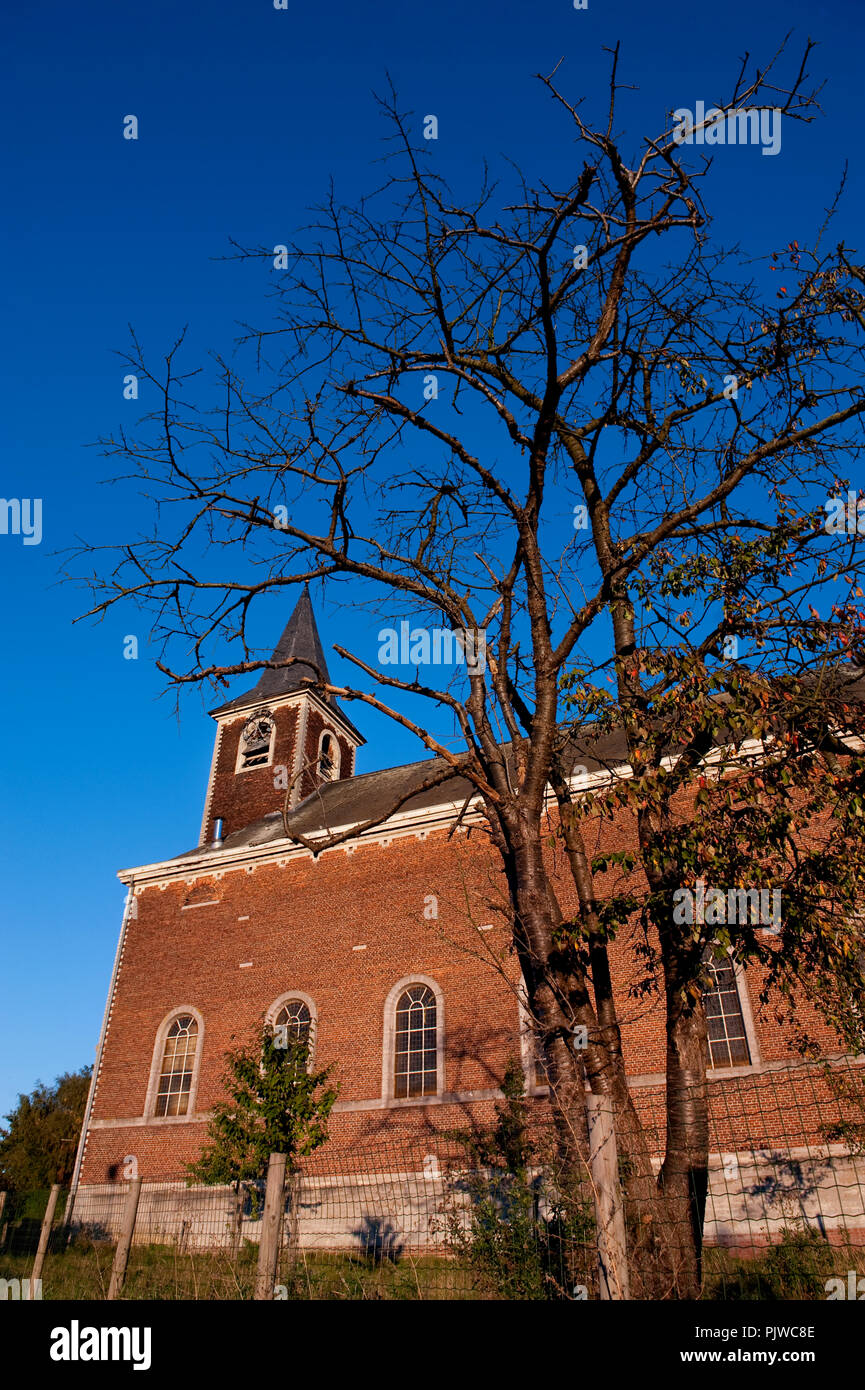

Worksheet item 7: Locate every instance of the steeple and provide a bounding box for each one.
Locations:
[210,585,357,733]
[200,588,364,843]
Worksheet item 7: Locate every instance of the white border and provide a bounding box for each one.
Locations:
[289,697,311,807]
[199,722,224,846]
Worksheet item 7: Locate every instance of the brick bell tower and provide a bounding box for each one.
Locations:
[199,586,364,843]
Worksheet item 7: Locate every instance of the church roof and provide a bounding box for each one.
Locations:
[210,586,363,740]
[165,719,631,866]
[168,663,865,870]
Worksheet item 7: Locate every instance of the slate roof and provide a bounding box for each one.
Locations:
[210,586,363,741]
[169,720,632,865]
[164,664,864,870]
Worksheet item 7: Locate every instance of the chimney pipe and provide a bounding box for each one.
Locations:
[212,818,224,848]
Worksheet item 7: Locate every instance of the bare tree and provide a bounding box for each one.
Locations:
[73,42,865,1295]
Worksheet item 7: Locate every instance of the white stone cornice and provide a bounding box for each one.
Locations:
[117,728,863,890]
[117,759,635,888]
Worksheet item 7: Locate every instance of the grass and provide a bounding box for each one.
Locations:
[3,1226,865,1300]
[703,1229,865,1300]
[0,1242,485,1300]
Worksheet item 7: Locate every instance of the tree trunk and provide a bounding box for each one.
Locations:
[658,990,710,1299]
[508,825,681,1296]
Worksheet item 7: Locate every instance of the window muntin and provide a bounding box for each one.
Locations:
[274,998,312,1050]
[705,960,751,1068]
[394,985,437,1098]
[155,1015,199,1116]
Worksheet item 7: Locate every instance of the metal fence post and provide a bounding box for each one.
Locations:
[587,1094,630,1300]
[254,1153,287,1300]
[107,1177,143,1300]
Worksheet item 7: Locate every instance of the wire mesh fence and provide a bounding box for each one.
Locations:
[2,1057,865,1300]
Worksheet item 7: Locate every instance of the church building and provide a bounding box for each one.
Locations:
[68,590,859,1248]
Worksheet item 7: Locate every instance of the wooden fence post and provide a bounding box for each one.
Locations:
[231,1181,246,1254]
[31,1184,62,1285]
[285,1172,302,1268]
[254,1153,287,1301]
[0,1189,7,1248]
[587,1094,630,1300]
[107,1177,143,1301]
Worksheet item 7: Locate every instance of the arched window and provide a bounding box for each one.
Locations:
[275,997,312,1047]
[268,992,317,1063]
[317,731,340,782]
[154,1015,199,1116]
[394,984,437,1098]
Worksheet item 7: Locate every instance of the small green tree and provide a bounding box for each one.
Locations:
[190,1027,338,1184]
[188,1027,338,1248]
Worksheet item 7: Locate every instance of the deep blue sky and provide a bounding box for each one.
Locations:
[1,0,862,1119]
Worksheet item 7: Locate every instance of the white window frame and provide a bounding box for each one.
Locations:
[705,956,762,1073]
[516,978,548,1094]
[382,974,445,1105]
[234,708,276,774]
[316,729,341,782]
[144,1006,205,1121]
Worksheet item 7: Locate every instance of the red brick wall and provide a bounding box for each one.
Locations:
[80,796,848,1185]
[205,705,301,840]
[203,699,357,841]
[80,829,524,1183]
[298,705,355,802]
